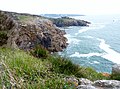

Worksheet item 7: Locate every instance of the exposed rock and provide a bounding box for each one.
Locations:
[78,78,93,85]
[66,77,120,89]
[49,16,91,27]
[77,85,96,89]
[93,80,120,89]
[65,77,79,87]
[0,10,68,52]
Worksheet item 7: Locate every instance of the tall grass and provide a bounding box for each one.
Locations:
[0,47,108,88]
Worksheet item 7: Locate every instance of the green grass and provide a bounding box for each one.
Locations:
[17,15,33,23]
[0,47,108,88]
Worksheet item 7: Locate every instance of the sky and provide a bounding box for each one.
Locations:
[0,0,120,15]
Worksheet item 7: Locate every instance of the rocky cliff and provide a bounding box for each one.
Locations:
[49,16,90,27]
[0,10,68,52]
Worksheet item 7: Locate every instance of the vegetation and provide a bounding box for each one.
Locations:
[31,45,49,58]
[0,47,110,88]
[17,15,34,23]
[111,73,120,80]
[0,31,8,46]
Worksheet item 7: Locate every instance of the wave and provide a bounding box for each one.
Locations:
[69,37,120,64]
[70,52,103,58]
[81,35,94,39]
[97,38,120,64]
[75,23,105,35]
[64,34,81,44]
[93,61,100,64]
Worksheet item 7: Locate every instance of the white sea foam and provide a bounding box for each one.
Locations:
[70,52,103,58]
[82,35,94,39]
[64,34,80,44]
[75,23,105,35]
[75,28,89,35]
[93,61,100,64]
[97,38,120,64]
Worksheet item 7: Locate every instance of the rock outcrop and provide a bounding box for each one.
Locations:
[0,10,68,52]
[49,16,91,27]
[65,77,120,89]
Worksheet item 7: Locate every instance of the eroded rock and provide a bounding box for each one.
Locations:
[0,10,68,52]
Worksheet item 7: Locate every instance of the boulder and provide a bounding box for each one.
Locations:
[93,80,120,89]
[78,78,93,85]
[65,77,79,87]
[77,85,96,89]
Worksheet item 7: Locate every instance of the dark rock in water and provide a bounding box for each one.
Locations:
[0,10,68,52]
[49,16,91,27]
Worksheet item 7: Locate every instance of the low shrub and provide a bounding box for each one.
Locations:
[111,73,120,80]
[48,55,106,81]
[31,45,49,58]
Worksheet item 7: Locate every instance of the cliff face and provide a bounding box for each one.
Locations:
[0,10,68,52]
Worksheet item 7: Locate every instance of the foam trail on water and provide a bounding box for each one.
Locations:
[93,61,100,64]
[75,23,105,35]
[64,34,81,44]
[70,52,103,58]
[82,35,94,39]
[97,38,120,64]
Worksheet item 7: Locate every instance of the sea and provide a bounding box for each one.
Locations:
[59,15,120,73]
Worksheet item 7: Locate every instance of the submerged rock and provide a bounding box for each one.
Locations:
[0,10,68,52]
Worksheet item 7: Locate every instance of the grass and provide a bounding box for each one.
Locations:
[17,15,34,23]
[0,47,109,88]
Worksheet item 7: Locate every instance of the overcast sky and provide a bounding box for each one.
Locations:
[0,0,120,15]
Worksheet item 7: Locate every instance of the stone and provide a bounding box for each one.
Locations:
[78,78,93,85]
[65,77,79,87]
[93,80,120,88]
[77,85,96,89]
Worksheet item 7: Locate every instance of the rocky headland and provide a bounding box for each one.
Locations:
[0,10,68,52]
[49,16,91,27]
[0,10,120,89]
[0,10,90,52]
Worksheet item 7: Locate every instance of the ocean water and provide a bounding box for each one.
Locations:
[60,15,120,73]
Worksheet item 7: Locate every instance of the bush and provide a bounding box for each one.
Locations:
[111,73,120,80]
[0,32,8,46]
[31,45,49,58]
[48,55,106,81]
[48,56,79,75]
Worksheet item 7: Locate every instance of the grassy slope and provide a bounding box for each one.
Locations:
[0,48,107,89]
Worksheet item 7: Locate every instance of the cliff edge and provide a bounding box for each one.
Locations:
[0,10,68,52]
